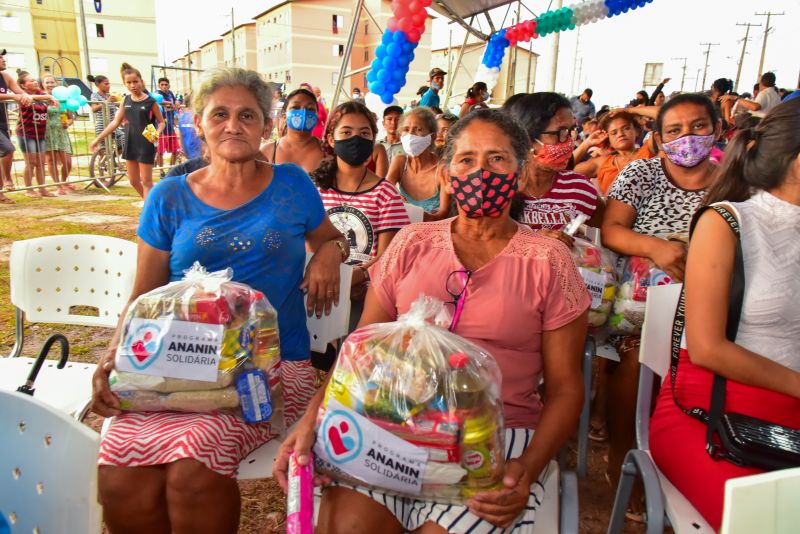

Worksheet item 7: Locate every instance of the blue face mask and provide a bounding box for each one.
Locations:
[431,81,441,90]
[286,109,318,132]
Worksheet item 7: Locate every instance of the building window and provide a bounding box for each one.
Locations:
[43,65,50,72]
[285,71,291,83]
[332,14,344,34]
[364,50,369,61]
[95,24,104,38]
[365,22,369,35]
[40,33,47,39]
[332,45,345,57]
[1,17,21,33]
[36,0,43,4]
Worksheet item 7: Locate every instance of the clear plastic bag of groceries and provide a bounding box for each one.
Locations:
[109,262,284,431]
[608,234,686,335]
[313,296,505,503]
[571,238,617,329]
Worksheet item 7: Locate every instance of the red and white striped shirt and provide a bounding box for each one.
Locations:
[318,179,410,264]
[516,171,599,231]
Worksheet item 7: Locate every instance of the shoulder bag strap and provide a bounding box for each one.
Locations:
[669,206,745,438]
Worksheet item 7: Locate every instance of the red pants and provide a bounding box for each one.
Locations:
[650,349,800,530]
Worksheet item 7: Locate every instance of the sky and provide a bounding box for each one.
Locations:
[156,0,799,107]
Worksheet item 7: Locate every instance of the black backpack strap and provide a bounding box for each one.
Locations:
[669,205,746,456]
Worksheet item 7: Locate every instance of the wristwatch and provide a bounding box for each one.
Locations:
[331,239,349,262]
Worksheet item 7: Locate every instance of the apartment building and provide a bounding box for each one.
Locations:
[200,39,225,71]
[430,41,539,107]
[223,22,257,69]
[0,0,158,93]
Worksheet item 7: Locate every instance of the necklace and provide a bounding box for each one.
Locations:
[334,167,369,207]
[525,173,555,200]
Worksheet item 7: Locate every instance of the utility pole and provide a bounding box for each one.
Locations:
[187,40,192,93]
[77,0,91,77]
[699,42,719,90]
[231,7,236,67]
[548,0,563,91]
[694,68,701,92]
[755,11,784,79]
[734,22,760,93]
[671,57,687,92]
[570,26,581,95]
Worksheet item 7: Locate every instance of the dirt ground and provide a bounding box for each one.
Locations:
[1,188,653,533]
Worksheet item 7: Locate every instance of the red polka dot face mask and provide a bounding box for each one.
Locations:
[451,169,518,218]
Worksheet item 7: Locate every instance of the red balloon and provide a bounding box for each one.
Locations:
[412,12,425,26]
[406,28,421,43]
[387,17,399,32]
[394,5,409,19]
[421,0,432,6]
[409,1,421,12]
[398,16,413,33]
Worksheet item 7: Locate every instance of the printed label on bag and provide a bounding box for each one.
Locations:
[116,318,223,382]
[579,267,606,309]
[314,400,428,495]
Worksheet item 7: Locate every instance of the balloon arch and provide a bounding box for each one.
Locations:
[366,0,655,104]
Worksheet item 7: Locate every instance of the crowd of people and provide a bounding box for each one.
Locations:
[1,47,796,531]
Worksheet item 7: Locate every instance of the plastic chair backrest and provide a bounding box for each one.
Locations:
[721,467,800,534]
[10,234,137,328]
[0,389,101,533]
[404,203,425,224]
[305,253,353,353]
[639,283,683,379]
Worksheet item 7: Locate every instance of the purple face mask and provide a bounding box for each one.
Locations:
[662,134,715,168]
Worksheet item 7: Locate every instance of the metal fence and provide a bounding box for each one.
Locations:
[0,99,182,195]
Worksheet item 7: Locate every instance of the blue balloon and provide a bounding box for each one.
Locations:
[67,85,81,98]
[392,31,407,44]
[381,92,394,105]
[381,30,393,45]
[382,56,397,70]
[371,58,383,71]
[392,69,405,82]
[153,93,164,104]
[366,70,378,83]
[52,86,69,101]
[369,81,385,94]
[376,45,387,59]
[77,95,88,106]
[377,69,391,82]
[386,43,400,57]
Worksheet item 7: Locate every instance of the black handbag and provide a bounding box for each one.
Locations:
[669,205,800,471]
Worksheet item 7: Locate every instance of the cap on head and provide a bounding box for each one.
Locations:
[383,105,403,117]
[429,68,447,79]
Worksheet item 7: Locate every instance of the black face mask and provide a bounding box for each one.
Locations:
[333,136,374,167]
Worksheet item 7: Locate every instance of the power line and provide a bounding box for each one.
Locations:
[699,42,719,91]
[754,11,784,80]
[733,22,760,93]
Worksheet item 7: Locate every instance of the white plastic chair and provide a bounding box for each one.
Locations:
[0,389,102,533]
[305,253,353,353]
[404,203,425,224]
[607,283,714,534]
[9,234,138,358]
[721,467,800,534]
[3,235,137,418]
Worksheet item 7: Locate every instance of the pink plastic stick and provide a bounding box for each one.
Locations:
[286,452,314,534]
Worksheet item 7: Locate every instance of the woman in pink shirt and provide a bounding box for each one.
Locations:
[274,109,590,533]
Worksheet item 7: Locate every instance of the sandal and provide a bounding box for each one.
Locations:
[588,422,608,442]
[0,195,15,204]
[25,191,40,198]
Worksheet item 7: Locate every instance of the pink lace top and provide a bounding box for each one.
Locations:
[368,218,590,428]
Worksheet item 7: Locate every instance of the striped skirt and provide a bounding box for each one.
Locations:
[98,359,316,477]
[326,428,545,533]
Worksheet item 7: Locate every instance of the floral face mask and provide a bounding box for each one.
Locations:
[533,139,573,170]
[662,134,715,168]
